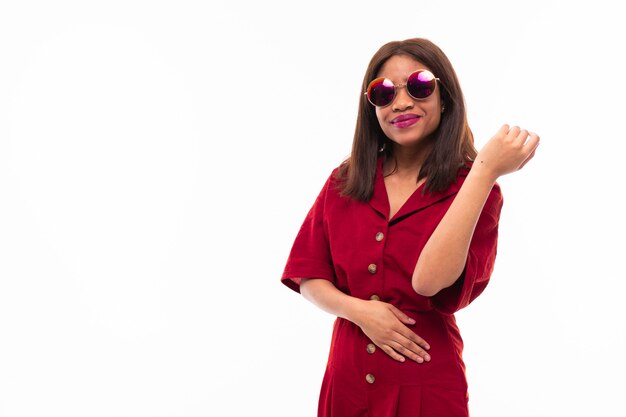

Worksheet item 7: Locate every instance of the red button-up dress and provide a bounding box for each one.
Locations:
[282,158,503,417]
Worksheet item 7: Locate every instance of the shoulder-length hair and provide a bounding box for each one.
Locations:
[337,38,477,200]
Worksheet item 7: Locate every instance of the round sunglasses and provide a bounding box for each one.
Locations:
[365,69,440,107]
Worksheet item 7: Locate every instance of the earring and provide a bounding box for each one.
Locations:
[441,104,446,113]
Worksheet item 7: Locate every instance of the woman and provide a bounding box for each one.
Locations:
[281,38,539,417]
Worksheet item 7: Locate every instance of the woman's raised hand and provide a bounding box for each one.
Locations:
[352,299,431,364]
[474,124,540,182]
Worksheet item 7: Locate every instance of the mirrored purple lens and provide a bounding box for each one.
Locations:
[367,78,395,107]
[407,71,436,99]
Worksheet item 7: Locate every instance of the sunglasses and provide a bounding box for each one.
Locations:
[365,69,440,107]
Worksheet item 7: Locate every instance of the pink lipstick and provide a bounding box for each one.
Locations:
[391,114,420,129]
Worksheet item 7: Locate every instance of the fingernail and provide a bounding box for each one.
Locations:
[424,354,431,362]
[416,357,424,363]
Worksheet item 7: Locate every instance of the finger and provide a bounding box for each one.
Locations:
[389,339,431,363]
[518,148,537,170]
[524,132,540,151]
[388,305,416,325]
[519,141,540,169]
[515,129,529,145]
[495,124,509,138]
[507,125,521,140]
[388,340,425,363]
[380,344,407,363]
[399,335,432,361]
[395,327,430,351]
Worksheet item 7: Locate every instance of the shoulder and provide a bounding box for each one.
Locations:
[323,165,346,195]
[308,166,345,207]
[315,164,367,212]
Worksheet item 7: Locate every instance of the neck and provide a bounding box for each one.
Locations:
[384,141,433,178]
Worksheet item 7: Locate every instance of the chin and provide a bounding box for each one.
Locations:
[388,134,433,149]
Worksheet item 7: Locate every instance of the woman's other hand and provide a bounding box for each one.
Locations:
[299,278,430,363]
[352,299,431,364]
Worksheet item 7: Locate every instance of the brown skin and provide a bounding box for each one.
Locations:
[412,124,539,296]
[339,38,479,200]
[300,56,540,363]
[374,55,440,219]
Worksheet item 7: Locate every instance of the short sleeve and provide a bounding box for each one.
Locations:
[281,174,336,293]
[431,183,504,314]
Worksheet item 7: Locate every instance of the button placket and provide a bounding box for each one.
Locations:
[367,226,386,302]
[367,229,385,280]
[364,227,387,389]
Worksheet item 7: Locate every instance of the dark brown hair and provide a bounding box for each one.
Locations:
[337,38,477,200]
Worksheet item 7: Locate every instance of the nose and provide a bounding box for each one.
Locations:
[391,84,414,111]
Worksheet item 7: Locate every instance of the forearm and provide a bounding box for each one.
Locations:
[412,167,496,296]
[300,278,366,324]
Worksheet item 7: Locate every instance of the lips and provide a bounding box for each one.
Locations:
[391,114,421,128]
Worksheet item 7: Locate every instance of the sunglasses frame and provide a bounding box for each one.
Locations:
[364,69,440,107]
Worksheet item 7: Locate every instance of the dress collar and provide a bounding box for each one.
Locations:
[368,156,467,223]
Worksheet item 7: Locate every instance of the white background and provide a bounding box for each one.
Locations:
[1,0,625,416]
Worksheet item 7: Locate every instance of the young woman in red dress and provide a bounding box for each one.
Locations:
[281,38,540,417]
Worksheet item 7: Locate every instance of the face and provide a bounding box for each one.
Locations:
[373,54,442,150]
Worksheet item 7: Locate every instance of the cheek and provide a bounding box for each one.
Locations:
[375,109,393,138]
[375,107,385,127]
[375,108,395,138]
[431,111,442,127]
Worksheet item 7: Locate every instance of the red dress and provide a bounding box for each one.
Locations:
[281,158,503,417]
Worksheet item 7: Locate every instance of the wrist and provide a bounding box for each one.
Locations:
[468,162,498,185]
[342,297,367,326]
